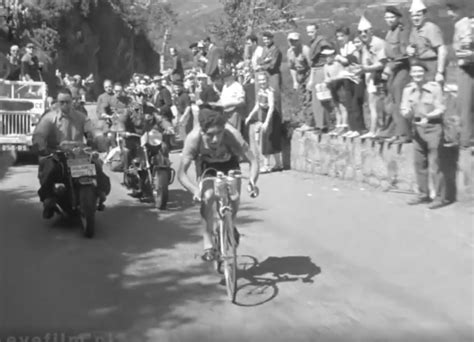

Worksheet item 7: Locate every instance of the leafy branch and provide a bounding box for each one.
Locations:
[207,0,299,62]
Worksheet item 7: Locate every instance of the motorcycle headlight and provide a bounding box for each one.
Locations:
[132,158,141,167]
[31,113,42,125]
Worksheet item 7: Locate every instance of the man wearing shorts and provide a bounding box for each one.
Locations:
[178,104,260,261]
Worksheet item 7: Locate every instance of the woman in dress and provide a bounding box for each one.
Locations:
[245,72,283,173]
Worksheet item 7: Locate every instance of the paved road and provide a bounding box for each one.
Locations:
[0,151,472,342]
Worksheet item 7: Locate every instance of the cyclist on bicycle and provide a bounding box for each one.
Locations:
[177,103,259,261]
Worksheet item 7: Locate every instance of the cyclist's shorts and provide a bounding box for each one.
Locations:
[199,156,240,179]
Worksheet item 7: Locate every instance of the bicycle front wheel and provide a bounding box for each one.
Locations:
[220,211,237,303]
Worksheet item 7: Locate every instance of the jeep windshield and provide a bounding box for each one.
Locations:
[0,81,45,100]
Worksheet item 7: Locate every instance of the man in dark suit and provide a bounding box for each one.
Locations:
[152,75,173,122]
[203,37,224,78]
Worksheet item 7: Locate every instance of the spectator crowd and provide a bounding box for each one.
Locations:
[1,0,472,209]
[112,0,471,209]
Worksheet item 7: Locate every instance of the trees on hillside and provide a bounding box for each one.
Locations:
[207,0,300,62]
[4,0,176,60]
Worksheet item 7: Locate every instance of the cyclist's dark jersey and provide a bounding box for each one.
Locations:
[181,123,249,175]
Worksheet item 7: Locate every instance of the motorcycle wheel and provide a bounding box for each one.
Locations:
[153,169,169,210]
[79,185,97,238]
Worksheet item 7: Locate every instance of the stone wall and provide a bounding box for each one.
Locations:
[291,128,473,202]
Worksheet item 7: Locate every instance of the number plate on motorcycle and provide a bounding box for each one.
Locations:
[69,164,96,178]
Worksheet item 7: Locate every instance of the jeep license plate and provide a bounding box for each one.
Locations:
[0,144,28,151]
[69,164,96,178]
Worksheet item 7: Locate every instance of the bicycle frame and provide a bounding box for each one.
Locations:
[199,168,241,302]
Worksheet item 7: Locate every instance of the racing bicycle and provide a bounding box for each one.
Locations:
[198,168,258,303]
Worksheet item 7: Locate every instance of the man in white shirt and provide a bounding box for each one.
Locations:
[220,68,246,133]
[245,34,264,72]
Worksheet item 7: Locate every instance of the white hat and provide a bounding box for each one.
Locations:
[358,16,372,31]
[287,32,300,40]
[197,41,204,48]
[409,0,427,13]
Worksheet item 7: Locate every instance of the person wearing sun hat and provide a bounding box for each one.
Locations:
[380,4,413,144]
[287,32,311,91]
[446,0,474,148]
[358,15,388,139]
[407,0,447,82]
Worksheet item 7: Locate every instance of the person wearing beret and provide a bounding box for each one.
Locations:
[446,0,474,148]
[380,5,413,144]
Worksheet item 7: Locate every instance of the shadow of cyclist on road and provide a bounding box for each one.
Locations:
[234,255,321,307]
[244,256,321,283]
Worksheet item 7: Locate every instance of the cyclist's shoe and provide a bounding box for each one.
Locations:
[201,248,216,262]
[233,227,240,248]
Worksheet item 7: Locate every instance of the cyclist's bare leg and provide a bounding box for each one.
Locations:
[200,182,215,251]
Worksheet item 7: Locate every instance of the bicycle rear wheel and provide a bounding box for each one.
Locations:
[220,211,237,303]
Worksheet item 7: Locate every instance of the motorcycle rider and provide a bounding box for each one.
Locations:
[32,87,111,219]
[121,89,175,175]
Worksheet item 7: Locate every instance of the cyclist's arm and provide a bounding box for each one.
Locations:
[178,131,200,196]
[177,156,199,196]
